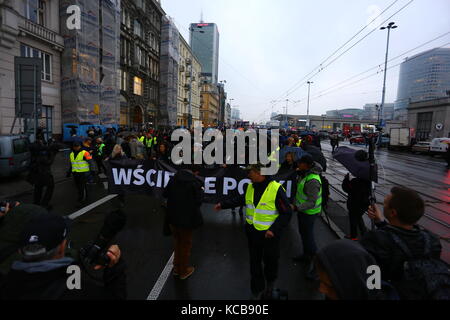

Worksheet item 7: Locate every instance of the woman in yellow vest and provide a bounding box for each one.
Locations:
[292,155,323,280]
[66,141,95,203]
[214,163,292,299]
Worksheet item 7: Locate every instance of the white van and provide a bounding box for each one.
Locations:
[430,137,450,156]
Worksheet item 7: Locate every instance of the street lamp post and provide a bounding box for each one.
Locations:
[306,81,313,131]
[285,99,289,129]
[378,22,397,142]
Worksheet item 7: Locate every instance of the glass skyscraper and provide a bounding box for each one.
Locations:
[395,48,450,114]
[190,23,219,84]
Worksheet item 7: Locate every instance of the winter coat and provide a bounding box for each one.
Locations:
[360,222,442,283]
[0,258,126,300]
[342,175,371,214]
[163,169,203,229]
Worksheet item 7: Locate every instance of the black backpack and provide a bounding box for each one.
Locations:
[319,174,330,209]
[388,230,450,300]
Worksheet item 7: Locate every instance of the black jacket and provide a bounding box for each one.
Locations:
[0,258,126,300]
[163,169,203,229]
[342,175,371,213]
[360,221,442,282]
[220,177,292,236]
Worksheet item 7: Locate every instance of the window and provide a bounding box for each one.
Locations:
[20,43,52,81]
[133,76,143,96]
[25,0,46,26]
[134,20,142,38]
[119,69,128,91]
[13,139,29,154]
[135,45,143,65]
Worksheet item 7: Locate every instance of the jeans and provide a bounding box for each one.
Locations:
[245,224,280,295]
[297,212,317,257]
[170,225,193,276]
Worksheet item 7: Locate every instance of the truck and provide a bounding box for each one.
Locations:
[388,128,412,150]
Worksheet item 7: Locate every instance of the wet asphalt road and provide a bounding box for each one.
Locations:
[3,140,449,299]
[321,141,450,262]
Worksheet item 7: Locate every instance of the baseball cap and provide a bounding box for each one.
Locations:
[298,154,314,166]
[72,141,81,147]
[244,163,266,172]
[20,213,70,260]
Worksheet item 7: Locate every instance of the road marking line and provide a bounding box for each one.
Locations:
[147,252,174,300]
[68,194,117,220]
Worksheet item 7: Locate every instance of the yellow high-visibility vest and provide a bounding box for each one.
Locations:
[245,181,282,231]
[70,151,90,173]
[296,173,322,215]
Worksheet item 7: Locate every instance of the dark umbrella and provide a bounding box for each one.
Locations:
[333,146,378,182]
[303,145,327,172]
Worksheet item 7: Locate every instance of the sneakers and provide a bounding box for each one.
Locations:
[179,266,195,280]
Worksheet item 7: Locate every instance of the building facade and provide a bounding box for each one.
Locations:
[408,97,450,141]
[177,35,201,128]
[231,107,241,125]
[190,22,219,84]
[119,0,164,129]
[225,102,231,126]
[200,82,219,127]
[395,48,450,121]
[0,0,64,139]
[363,103,394,121]
[159,15,179,127]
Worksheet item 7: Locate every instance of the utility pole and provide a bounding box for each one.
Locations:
[306,81,313,131]
[378,22,397,144]
[285,99,289,129]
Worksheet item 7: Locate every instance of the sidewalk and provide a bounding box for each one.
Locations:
[0,151,70,199]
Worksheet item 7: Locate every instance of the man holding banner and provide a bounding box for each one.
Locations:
[214,163,292,300]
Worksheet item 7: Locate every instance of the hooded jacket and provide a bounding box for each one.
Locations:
[316,239,381,300]
[295,162,323,213]
[0,257,126,300]
[163,169,203,229]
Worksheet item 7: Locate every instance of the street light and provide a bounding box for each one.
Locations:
[306,81,314,130]
[378,22,397,141]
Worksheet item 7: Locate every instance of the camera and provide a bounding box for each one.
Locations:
[79,209,126,267]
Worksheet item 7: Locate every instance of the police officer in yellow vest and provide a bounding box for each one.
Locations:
[214,163,292,299]
[292,155,323,278]
[66,141,95,203]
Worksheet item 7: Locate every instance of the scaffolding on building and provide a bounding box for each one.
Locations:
[59,0,120,126]
[159,16,179,128]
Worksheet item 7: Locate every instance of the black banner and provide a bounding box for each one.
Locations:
[105,159,298,203]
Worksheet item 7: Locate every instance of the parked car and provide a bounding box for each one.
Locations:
[349,136,365,144]
[430,137,450,157]
[0,135,31,177]
[380,134,390,148]
[411,141,431,154]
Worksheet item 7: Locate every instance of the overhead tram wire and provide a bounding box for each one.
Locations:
[307,42,450,102]
[282,0,416,99]
[270,0,401,103]
[287,34,450,110]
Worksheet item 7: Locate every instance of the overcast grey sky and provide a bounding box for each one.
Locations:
[161,0,450,122]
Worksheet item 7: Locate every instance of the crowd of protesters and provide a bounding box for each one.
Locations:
[0,125,448,300]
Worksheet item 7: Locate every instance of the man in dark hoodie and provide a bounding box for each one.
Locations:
[0,213,126,300]
[315,239,384,300]
[214,163,292,299]
[163,165,203,280]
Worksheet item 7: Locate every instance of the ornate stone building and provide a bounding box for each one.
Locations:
[119,0,164,129]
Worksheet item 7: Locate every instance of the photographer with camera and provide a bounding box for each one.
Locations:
[0,211,127,300]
